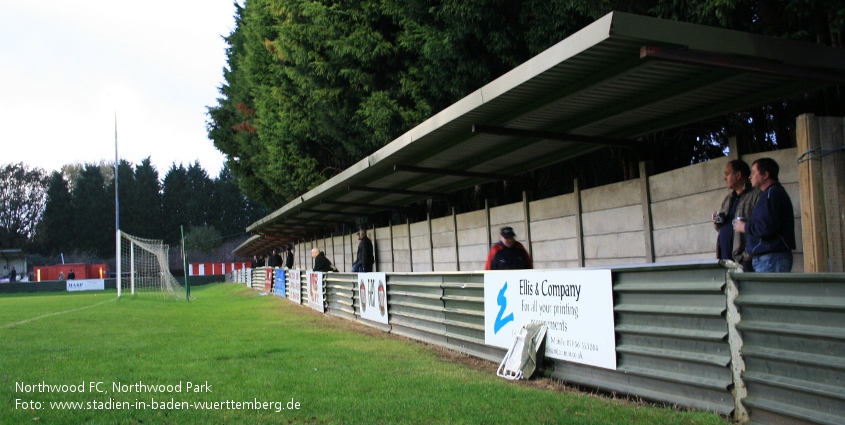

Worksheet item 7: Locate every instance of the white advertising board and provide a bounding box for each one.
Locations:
[357,273,388,324]
[306,271,324,313]
[66,279,105,292]
[288,270,301,304]
[484,269,616,370]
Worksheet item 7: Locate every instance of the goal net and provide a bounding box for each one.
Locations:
[117,230,183,298]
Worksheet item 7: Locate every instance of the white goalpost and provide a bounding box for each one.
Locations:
[117,230,183,298]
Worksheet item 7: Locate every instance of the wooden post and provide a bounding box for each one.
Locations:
[522,191,533,259]
[798,114,845,272]
[574,179,585,267]
[407,218,414,272]
[728,136,739,159]
[453,207,460,271]
[485,199,492,250]
[427,212,434,271]
[372,223,378,272]
[341,231,347,272]
[389,221,395,272]
[640,161,655,263]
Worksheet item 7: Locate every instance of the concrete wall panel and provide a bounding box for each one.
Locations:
[531,216,577,241]
[581,179,642,212]
[649,156,728,203]
[651,191,725,230]
[529,193,577,220]
[581,205,643,235]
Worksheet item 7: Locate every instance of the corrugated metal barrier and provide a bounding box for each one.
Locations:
[231,262,845,424]
[731,272,845,425]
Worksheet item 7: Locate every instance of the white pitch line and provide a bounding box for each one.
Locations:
[0,297,118,330]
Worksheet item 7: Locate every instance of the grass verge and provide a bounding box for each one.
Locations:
[0,283,727,424]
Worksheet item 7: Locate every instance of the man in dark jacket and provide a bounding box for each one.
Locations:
[713,159,759,271]
[352,229,374,273]
[485,227,533,270]
[733,157,795,272]
[311,248,335,273]
[268,249,283,268]
[285,246,294,269]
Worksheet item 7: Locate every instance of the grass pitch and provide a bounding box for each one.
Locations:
[0,284,726,424]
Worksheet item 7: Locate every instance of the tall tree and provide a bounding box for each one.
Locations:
[212,165,268,238]
[72,164,113,257]
[162,163,192,243]
[0,163,48,249]
[132,158,164,239]
[37,171,74,254]
[108,160,137,236]
[185,161,215,228]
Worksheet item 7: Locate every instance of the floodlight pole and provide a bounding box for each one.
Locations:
[114,110,122,297]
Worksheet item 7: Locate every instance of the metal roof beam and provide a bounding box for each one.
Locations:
[472,124,639,149]
[348,185,449,198]
[320,200,407,210]
[300,208,365,216]
[394,164,521,182]
[285,218,339,225]
[640,45,845,85]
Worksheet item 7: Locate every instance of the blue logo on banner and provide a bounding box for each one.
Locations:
[274,271,286,298]
[494,282,514,333]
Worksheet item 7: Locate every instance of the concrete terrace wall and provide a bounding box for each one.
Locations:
[299,149,803,272]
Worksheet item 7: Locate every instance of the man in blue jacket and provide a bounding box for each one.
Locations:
[733,157,795,272]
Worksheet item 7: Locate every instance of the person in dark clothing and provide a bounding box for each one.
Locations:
[268,249,283,268]
[713,159,759,271]
[311,248,335,273]
[352,229,374,273]
[485,227,533,270]
[9,267,16,283]
[733,157,796,272]
[67,269,75,280]
[285,246,294,269]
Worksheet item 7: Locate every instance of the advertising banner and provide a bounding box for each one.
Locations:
[66,279,105,292]
[274,270,286,298]
[263,267,273,293]
[288,270,301,304]
[306,271,324,313]
[357,273,388,324]
[484,269,616,370]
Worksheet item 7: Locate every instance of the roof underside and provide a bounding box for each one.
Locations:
[235,11,845,256]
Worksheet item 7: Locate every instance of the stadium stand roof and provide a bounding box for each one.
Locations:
[234,11,845,256]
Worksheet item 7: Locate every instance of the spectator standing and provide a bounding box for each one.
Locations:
[352,229,374,273]
[485,227,533,270]
[268,249,283,268]
[311,248,335,273]
[713,159,759,271]
[9,267,16,283]
[68,269,76,280]
[734,157,796,272]
[285,246,294,269]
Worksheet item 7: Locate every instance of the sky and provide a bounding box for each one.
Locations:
[0,1,238,176]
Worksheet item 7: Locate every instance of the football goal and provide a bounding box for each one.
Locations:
[117,230,183,298]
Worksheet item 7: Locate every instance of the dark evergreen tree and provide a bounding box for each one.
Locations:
[133,158,164,238]
[185,161,215,228]
[72,164,113,257]
[162,163,190,244]
[37,171,74,254]
[212,165,268,238]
